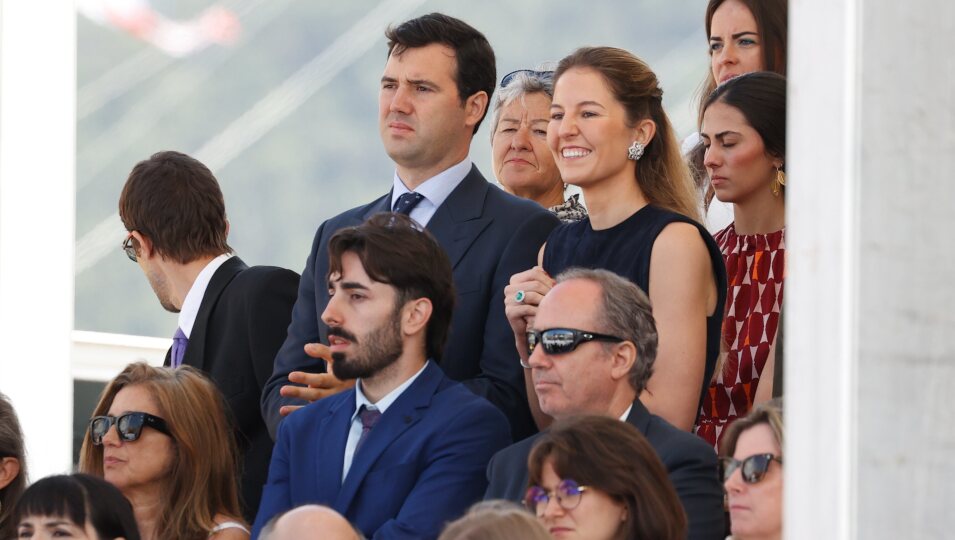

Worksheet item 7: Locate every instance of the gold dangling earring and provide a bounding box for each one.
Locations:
[772,166,786,197]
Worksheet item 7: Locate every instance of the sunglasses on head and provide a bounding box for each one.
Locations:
[89,412,171,445]
[500,69,555,88]
[524,479,590,516]
[719,453,782,484]
[524,328,624,365]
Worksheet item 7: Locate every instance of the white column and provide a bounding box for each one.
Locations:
[0,2,76,477]
[788,0,955,538]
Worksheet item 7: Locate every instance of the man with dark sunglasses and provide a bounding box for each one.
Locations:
[485,267,725,540]
[260,12,559,443]
[118,150,299,521]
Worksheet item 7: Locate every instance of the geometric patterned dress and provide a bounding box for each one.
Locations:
[695,224,785,451]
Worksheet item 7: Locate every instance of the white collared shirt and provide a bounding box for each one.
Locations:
[618,404,633,422]
[341,362,429,481]
[390,158,471,227]
[177,253,234,338]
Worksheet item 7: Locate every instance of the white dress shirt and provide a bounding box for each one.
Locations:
[390,158,471,227]
[341,362,429,481]
[177,253,233,338]
[618,404,634,422]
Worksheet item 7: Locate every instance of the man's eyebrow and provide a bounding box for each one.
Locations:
[340,281,369,291]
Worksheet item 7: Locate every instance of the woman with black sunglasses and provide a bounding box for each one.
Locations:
[719,398,783,540]
[79,363,249,540]
[525,415,686,540]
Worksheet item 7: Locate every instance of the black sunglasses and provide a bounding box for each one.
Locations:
[89,412,171,445]
[719,453,783,484]
[500,69,554,88]
[523,479,590,516]
[122,234,138,262]
[524,328,624,365]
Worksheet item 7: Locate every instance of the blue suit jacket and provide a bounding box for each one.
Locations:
[262,165,559,441]
[484,400,725,540]
[252,361,512,539]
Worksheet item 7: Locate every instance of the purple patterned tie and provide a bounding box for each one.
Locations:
[171,327,188,368]
[393,192,425,215]
[355,405,382,454]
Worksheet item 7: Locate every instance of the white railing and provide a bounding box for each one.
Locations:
[71,331,170,382]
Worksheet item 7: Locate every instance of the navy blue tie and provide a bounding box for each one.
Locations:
[393,192,425,215]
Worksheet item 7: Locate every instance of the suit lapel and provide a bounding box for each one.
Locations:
[426,166,492,269]
[316,397,354,502]
[182,256,247,371]
[625,399,653,435]
[362,191,393,220]
[334,362,444,511]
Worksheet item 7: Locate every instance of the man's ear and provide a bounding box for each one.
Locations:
[129,230,155,260]
[464,91,489,130]
[608,341,637,383]
[0,456,21,490]
[402,298,433,337]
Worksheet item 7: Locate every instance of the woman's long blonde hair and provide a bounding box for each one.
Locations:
[555,46,700,222]
[79,363,243,540]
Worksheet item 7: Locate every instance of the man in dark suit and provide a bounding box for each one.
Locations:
[261,13,559,442]
[118,151,299,520]
[486,268,725,540]
[252,214,511,539]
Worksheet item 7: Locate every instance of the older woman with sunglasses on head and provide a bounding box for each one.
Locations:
[719,398,783,540]
[79,363,248,540]
[490,68,586,223]
[525,415,686,540]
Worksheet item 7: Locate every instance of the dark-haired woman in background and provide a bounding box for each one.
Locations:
[80,363,248,540]
[0,392,27,539]
[695,72,786,450]
[525,415,686,539]
[14,473,140,540]
[688,0,788,231]
[507,46,725,431]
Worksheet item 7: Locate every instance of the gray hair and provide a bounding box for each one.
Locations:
[555,268,658,394]
[488,68,555,139]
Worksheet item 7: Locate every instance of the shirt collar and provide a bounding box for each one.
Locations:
[353,361,429,419]
[618,404,634,422]
[177,253,234,337]
[390,158,471,210]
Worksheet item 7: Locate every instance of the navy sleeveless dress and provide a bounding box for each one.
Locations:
[542,204,727,416]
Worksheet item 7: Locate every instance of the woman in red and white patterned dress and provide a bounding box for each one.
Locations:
[695,72,787,451]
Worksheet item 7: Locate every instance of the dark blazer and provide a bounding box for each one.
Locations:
[262,165,559,441]
[484,400,725,540]
[252,361,512,539]
[164,256,299,522]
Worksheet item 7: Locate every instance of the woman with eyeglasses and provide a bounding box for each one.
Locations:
[719,398,783,540]
[14,473,140,540]
[506,46,725,432]
[524,415,686,540]
[0,392,28,540]
[490,68,586,223]
[79,363,249,540]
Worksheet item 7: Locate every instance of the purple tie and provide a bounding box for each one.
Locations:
[393,192,425,215]
[355,405,382,454]
[171,327,188,368]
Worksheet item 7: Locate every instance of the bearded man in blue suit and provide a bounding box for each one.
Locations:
[252,214,511,539]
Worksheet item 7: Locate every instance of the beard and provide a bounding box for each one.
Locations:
[329,315,403,380]
[147,268,180,313]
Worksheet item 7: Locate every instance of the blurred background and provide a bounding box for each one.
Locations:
[73,0,710,339]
